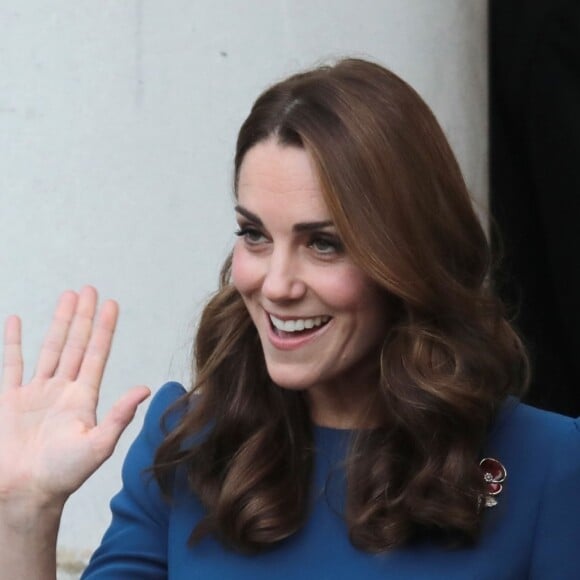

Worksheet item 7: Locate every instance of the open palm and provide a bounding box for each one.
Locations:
[0,287,150,505]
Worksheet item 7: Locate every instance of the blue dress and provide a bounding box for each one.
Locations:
[82,382,580,579]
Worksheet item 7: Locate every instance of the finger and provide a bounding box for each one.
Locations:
[55,286,98,380]
[92,386,151,461]
[35,290,78,379]
[77,299,119,391]
[2,315,23,389]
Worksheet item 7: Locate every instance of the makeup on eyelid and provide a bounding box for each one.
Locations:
[235,224,344,255]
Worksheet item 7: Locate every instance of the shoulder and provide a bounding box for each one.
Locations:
[484,397,580,508]
[147,380,187,416]
[82,382,190,577]
[485,397,580,519]
[490,396,579,450]
[482,399,580,577]
[118,381,189,488]
[140,381,188,440]
[489,401,580,578]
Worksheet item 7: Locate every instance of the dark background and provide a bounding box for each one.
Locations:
[490,0,580,416]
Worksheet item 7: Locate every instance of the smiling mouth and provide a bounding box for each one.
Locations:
[269,313,331,337]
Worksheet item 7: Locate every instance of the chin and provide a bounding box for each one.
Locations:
[265,366,318,391]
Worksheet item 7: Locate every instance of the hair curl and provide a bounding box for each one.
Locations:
[153,58,529,553]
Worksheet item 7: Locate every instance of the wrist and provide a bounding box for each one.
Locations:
[0,492,65,533]
[0,496,61,580]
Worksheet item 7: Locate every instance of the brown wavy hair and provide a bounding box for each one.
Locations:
[153,58,528,553]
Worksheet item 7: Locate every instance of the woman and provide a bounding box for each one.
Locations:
[1,59,579,579]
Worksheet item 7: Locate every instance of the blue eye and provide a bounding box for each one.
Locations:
[309,236,343,255]
[235,227,266,245]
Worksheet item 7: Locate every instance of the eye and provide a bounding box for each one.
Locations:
[235,226,267,246]
[308,235,343,255]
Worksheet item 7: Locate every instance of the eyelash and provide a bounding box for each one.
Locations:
[308,235,343,255]
[235,226,344,256]
[235,226,265,245]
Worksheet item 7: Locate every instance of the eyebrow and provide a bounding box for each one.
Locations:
[235,205,334,232]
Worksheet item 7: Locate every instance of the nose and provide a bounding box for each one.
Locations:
[261,248,306,302]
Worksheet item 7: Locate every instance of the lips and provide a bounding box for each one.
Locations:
[265,311,332,350]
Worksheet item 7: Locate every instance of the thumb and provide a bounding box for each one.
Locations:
[94,386,151,460]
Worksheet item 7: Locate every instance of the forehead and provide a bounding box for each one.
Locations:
[237,140,330,218]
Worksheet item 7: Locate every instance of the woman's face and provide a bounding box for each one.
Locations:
[232,139,389,423]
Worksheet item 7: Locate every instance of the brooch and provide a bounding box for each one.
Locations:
[479,457,507,508]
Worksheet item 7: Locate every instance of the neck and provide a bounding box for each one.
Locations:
[306,366,384,429]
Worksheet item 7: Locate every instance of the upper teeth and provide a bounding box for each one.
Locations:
[270,315,330,332]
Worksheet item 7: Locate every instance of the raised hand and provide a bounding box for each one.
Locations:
[0,287,150,508]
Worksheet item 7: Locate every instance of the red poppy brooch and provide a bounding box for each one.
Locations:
[479,457,507,508]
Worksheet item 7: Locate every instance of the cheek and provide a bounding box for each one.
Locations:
[323,266,380,311]
[231,245,257,296]
[326,268,388,341]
